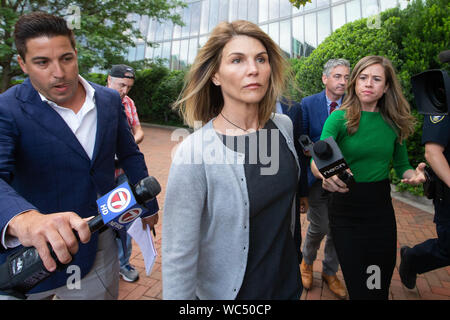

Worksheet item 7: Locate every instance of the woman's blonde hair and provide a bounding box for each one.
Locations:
[341,55,415,143]
[173,20,292,128]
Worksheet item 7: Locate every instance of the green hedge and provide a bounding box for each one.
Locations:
[85,64,186,127]
[292,0,449,195]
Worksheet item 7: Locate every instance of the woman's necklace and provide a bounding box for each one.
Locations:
[220,112,257,133]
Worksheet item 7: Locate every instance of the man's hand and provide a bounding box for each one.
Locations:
[300,197,309,214]
[142,213,159,231]
[7,210,91,272]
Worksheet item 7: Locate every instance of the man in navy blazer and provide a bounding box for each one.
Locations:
[277,98,309,265]
[299,59,350,299]
[0,12,158,299]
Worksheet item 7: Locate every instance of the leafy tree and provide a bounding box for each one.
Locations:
[0,0,185,92]
[288,0,312,8]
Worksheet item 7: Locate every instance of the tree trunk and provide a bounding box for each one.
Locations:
[0,63,12,93]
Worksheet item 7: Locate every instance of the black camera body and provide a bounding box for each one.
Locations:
[299,135,355,188]
[411,50,450,202]
[411,50,450,115]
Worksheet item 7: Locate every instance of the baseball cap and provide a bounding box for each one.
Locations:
[109,64,135,79]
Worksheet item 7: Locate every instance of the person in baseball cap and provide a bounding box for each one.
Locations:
[107,64,158,283]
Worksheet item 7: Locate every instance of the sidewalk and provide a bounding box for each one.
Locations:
[119,125,450,300]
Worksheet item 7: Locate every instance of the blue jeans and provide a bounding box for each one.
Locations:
[116,227,133,269]
[115,173,133,269]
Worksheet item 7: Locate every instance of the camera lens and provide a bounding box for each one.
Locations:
[426,72,446,112]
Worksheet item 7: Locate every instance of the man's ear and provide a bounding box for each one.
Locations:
[322,74,327,85]
[17,55,27,74]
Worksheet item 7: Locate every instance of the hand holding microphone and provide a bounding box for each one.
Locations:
[300,135,355,193]
[0,176,161,297]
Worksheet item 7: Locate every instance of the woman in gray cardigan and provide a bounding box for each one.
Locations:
[162,20,303,300]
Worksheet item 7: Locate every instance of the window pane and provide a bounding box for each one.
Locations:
[332,4,346,31]
[259,0,268,23]
[293,3,303,15]
[155,22,164,41]
[292,15,304,57]
[173,8,182,39]
[248,0,258,23]
[171,40,180,69]
[164,21,173,40]
[317,0,329,7]
[238,0,248,20]
[136,43,145,60]
[304,0,316,11]
[180,39,189,68]
[219,0,229,22]
[200,0,210,35]
[188,38,198,65]
[153,44,162,60]
[279,19,291,57]
[260,24,268,34]
[317,9,330,44]
[145,45,153,60]
[139,15,149,38]
[182,6,191,37]
[229,0,239,21]
[128,46,136,61]
[209,0,219,32]
[362,0,379,18]
[162,41,171,67]
[269,0,279,20]
[268,22,279,46]
[199,35,208,48]
[280,0,291,18]
[304,12,317,53]
[346,0,361,23]
[147,19,156,42]
[380,0,397,11]
[191,2,201,36]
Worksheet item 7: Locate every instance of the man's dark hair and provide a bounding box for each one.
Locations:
[14,12,76,61]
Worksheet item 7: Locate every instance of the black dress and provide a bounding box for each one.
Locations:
[220,119,302,300]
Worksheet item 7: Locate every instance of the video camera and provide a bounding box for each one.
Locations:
[411,50,450,115]
[411,50,450,201]
[299,135,355,188]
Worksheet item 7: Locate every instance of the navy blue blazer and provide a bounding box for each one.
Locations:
[300,90,329,187]
[279,99,308,197]
[0,78,155,293]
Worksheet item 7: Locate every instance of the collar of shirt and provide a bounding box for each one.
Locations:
[275,101,283,114]
[326,95,343,113]
[38,75,97,159]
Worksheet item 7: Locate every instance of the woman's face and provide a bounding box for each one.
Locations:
[212,35,271,108]
[355,63,389,109]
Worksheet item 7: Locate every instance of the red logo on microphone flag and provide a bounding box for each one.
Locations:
[119,208,142,224]
[111,191,128,209]
[107,187,132,213]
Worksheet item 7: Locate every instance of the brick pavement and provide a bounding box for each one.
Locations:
[119,125,450,300]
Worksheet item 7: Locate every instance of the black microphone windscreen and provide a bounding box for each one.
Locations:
[142,176,161,199]
[438,50,450,64]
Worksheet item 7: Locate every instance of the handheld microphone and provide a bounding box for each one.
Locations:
[299,135,355,188]
[0,176,161,298]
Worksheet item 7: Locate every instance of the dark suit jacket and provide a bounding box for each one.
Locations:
[280,99,308,197]
[0,78,155,293]
[300,90,329,187]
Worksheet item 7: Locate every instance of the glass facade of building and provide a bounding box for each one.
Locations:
[127,0,409,69]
